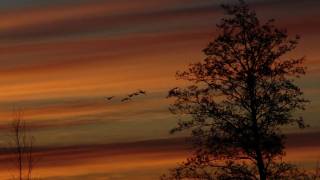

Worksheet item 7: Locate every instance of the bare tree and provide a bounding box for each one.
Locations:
[162,1,318,179]
[10,110,36,180]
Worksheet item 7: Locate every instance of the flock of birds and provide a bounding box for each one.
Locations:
[105,89,146,102]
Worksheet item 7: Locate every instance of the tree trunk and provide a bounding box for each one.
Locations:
[252,112,267,180]
[256,148,267,180]
[247,73,267,180]
[252,116,267,180]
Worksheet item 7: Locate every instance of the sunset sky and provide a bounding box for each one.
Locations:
[0,0,319,179]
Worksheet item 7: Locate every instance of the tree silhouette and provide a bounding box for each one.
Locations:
[9,110,36,180]
[162,1,317,179]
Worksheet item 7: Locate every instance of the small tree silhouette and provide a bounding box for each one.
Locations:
[9,110,36,180]
[162,1,317,179]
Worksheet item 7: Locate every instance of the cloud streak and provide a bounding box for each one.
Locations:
[0,132,319,179]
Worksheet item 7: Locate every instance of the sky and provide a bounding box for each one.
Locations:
[0,0,319,179]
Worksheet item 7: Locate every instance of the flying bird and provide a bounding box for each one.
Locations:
[138,89,146,95]
[105,96,114,100]
[120,90,147,102]
[121,97,131,102]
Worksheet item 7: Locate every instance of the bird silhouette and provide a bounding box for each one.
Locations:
[138,89,146,94]
[121,97,131,102]
[105,96,114,100]
[119,90,147,102]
